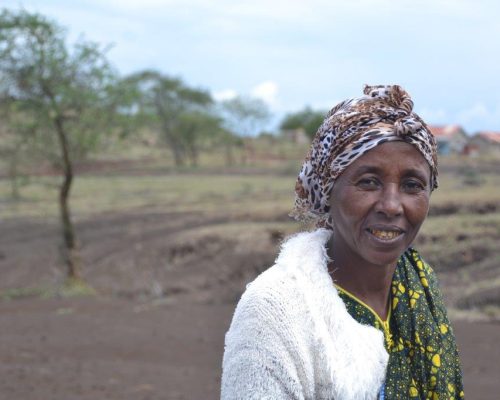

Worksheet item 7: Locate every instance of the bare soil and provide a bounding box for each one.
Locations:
[1,210,499,399]
[0,297,498,399]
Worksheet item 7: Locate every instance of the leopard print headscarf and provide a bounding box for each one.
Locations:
[292,84,438,229]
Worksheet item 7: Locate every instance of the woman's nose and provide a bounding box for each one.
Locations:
[374,184,403,217]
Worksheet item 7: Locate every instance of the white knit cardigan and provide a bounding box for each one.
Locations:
[221,229,389,400]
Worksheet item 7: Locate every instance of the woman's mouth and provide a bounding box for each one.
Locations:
[367,228,403,241]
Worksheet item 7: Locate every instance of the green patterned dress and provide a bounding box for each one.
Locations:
[336,248,464,399]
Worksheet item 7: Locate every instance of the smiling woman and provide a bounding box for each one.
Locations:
[221,85,464,400]
[328,142,432,317]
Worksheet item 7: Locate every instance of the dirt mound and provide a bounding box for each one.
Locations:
[161,225,279,304]
[428,201,498,216]
[2,208,498,316]
[457,286,500,310]
[0,211,283,305]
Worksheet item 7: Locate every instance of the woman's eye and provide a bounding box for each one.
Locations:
[403,180,425,193]
[356,178,379,189]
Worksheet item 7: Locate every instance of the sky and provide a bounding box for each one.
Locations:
[3,0,500,133]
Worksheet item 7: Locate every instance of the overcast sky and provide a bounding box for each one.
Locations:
[4,0,500,133]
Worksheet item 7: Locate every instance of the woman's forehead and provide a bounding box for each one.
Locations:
[344,142,431,177]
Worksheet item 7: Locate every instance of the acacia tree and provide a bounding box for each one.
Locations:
[120,70,216,166]
[0,98,34,199]
[218,96,271,137]
[0,9,118,283]
[177,111,224,166]
[217,96,270,164]
[280,107,326,139]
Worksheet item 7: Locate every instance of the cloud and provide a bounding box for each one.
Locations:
[92,0,486,22]
[6,0,500,134]
[250,81,279,108]
[456,103,489,123]
[453,103,500,132]
[213,81,280,109]
[417,107,448,124]
[212,89,238,101]
[309,99,341,112]
[87,0,181,11]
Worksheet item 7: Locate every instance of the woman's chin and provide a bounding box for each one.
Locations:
[360,244,405,268]
[358,230,410,266]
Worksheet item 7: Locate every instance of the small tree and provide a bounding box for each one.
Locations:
[218,96,271,137]
[0,9,118,283]
[120,70,215,166]
[218,96,271,164]
[213,128,243,167]
[280,107,326,139]
[177,111,224,166]
[0,98,34,199]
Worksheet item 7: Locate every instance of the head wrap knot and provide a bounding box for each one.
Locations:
[292,84,438,229]
[394,115,423,137]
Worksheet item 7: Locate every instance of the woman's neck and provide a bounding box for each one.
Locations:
[327,239,396,320]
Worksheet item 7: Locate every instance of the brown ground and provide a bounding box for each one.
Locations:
[1,210,499,399]
[0,297,498,400]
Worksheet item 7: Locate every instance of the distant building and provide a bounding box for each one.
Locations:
[429,125,469,155]
[281,128,309,144]
[468,131,500,155]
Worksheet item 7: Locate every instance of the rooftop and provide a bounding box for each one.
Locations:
[429,124,465,138]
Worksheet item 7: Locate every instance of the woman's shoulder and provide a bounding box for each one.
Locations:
[236,228,333,313]
[274,228,332,268]
[234,262,305,324]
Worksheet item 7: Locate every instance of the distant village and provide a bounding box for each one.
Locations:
[282,126,500,156]
[427,126,500,156]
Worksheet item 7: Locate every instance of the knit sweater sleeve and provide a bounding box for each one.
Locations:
[221,277,308,400]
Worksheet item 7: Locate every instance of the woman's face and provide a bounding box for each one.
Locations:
[329,141,431,268]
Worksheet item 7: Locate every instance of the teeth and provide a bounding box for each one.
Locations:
[370,229,401,240]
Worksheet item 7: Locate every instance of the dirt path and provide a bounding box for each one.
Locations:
[0,297,498,400]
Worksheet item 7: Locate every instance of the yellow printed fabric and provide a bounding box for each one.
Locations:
[337,249,464,399]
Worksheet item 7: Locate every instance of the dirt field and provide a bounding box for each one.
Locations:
[0,297,498,400]
[1,207,499,399]
[1,154,500,399]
